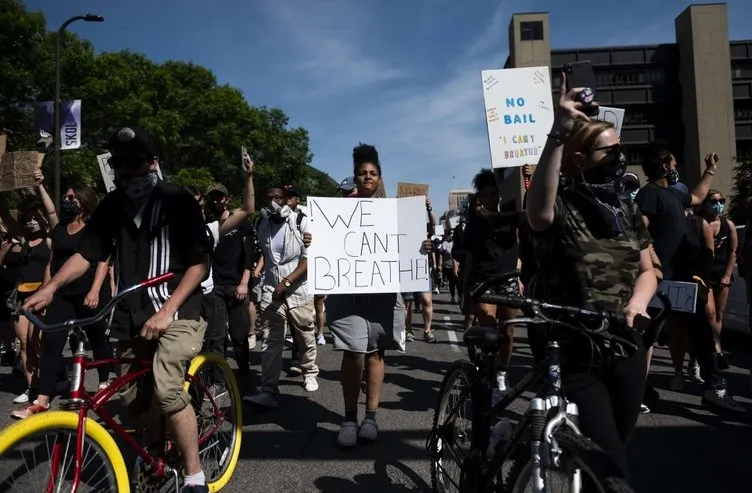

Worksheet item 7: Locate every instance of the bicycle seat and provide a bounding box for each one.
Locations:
[463,326,508,347]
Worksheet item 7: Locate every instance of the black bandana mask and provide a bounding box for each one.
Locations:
[581,153,627,206]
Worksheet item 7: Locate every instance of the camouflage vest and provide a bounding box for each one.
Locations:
[530,194,651,313]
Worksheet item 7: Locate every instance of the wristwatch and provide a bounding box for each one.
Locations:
[282,278,292,288]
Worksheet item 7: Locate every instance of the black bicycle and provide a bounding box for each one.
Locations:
[427,271,670,493]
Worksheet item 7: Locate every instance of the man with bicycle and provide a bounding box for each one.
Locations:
[23,126,212,493]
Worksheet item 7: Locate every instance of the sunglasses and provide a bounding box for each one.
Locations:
[710,198,726,205]
[593,143,623,155]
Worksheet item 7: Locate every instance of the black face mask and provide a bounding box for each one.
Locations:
[60,200,81,220]
[204,201,224,221]
[581,153,627,205]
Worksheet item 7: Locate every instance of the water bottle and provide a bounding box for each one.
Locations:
[486,418,514,462]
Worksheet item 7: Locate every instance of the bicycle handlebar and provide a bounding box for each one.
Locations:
[23,272,175,332]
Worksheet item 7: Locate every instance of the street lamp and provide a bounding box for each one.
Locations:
[53,13,104,211]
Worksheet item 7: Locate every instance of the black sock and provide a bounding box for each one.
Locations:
[345,410,357,422]
[365,409,377,421]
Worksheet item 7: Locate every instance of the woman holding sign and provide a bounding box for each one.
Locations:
[316,143,432,449]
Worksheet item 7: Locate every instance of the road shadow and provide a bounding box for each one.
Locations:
[315,458,430,493]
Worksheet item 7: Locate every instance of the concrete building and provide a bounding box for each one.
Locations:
[448,188,474,212]
[501,3,752,209]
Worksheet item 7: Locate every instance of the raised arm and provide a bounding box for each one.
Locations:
[689,153,719,206]
[527,73,591,232]
[35,171,59,229]
[218,153,255,236]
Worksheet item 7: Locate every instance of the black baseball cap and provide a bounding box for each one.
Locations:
[283,184,300,197]
[106,125,157,158]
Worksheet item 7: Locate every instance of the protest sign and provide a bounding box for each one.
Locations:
[97,152,164,193]
[648,280,697,313]
[397,182,429,198]
[598,106,625,137]
[307,196,430,295]
[0,152,44,192]
[481,67,554,168]
[35,100,82,150]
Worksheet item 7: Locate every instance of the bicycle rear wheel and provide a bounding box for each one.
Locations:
[0,410,130,492]
[505,429,634,493]
[429,360,477,493]
[184,352,242,492]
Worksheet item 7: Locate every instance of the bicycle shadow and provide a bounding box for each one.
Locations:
[314,458,430,493]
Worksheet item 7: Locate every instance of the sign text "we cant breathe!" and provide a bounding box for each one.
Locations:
[306,196,430,295]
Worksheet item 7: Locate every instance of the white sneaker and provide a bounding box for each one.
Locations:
[316,334,326,345]
[13,388,30,404]
[703,388,745,413]
[687,362,704,384]
[303,375,319,392]
[670,373,684,391]
[337,421,359,448]
[248,333,257,350]
[243,391,279,409]
[640,403,651,414]
[433,287,440,294]
[288,363,302,375]
[358,417,378,442]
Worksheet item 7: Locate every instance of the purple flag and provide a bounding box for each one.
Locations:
[35,100,82,150]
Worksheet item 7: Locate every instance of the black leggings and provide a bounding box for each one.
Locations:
[38,293,112,397]
[205,285,250,373]
[529,329,646,479]
[442,267,458,297]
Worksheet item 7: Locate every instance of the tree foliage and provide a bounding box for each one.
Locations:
[0,0,337,208]
[729,158,752,225]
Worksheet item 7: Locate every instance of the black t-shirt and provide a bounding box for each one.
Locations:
[464,207,519,285]
[51,223,100,297]
[212,216,252,287]
[18,240,50,285]
[672,214,712,282]
[635,182,691,280]
[78,181,209,339]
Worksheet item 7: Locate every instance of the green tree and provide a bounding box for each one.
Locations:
[0,0,326,210]
[729,158,752,225]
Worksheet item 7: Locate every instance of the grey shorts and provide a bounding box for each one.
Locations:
[325,293,406,354]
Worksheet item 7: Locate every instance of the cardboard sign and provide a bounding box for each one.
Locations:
[481,67,555,168]
[0,151,44,192]
[397,182,429,198]
[648,281,698,313]
[307,196,430,295]
[97,152,164,193]
[597,106,625,137]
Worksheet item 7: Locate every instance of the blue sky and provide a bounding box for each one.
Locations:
[27,0,751,214]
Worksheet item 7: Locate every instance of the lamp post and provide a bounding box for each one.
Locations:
[54,13,104,211]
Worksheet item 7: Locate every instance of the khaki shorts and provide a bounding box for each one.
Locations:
[118,318,206,415]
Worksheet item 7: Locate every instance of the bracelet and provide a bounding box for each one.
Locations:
[547,133,567,144]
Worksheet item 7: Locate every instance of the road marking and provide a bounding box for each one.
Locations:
[444,316,461,352]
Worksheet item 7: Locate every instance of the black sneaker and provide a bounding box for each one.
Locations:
[182,485,209,493]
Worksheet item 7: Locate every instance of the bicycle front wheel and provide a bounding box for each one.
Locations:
[0,410,130,492]
[184,352,243,492]
[505,429,634,493]
[430,360,477,493]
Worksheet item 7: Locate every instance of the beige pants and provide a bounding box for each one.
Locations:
[118,318,206,415]
[259,299,318,394]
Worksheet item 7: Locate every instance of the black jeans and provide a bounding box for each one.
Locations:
[206,285,250,374]
[38,293,113,397]
[442,267,458,298]
[529,328,646,479]
[676,310,725,389]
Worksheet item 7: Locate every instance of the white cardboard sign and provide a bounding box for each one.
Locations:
[97,152,164,193]
[307,196,431,295]
[481,67,554,168]
[648,280,698,313]
[598,106,625,137]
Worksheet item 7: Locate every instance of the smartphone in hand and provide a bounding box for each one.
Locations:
[564,61,599,117]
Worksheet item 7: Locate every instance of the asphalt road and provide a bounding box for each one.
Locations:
[1,292,752,492]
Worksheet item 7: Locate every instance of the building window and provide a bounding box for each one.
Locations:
[595,68,664,88]
[520,21,543,41]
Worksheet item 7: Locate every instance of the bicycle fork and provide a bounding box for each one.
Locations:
[528,341,583,493]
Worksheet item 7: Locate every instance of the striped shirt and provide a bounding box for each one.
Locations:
[78,181,210,340]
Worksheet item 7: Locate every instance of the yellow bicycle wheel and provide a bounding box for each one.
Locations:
[0,411,130,492]
[184,352,243,492]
